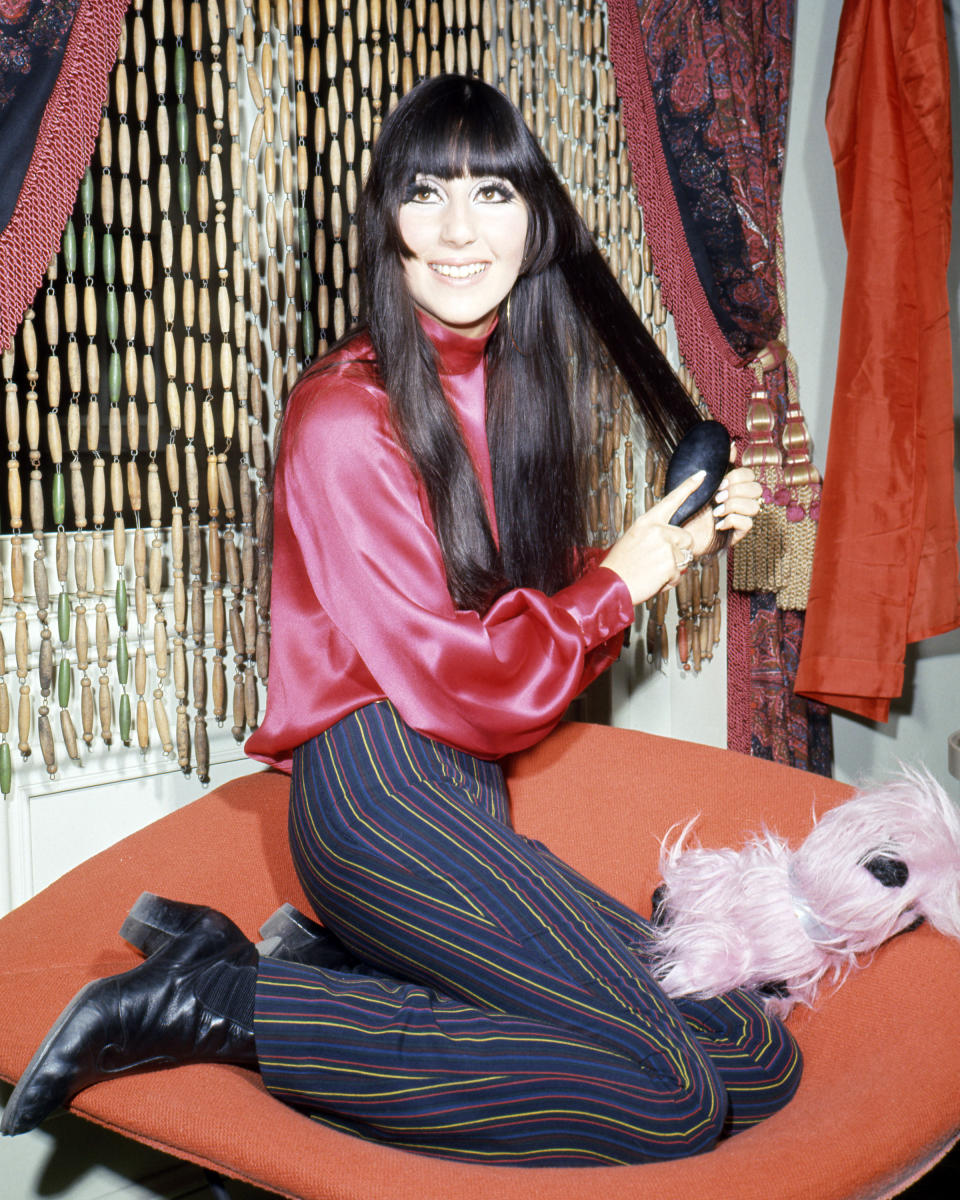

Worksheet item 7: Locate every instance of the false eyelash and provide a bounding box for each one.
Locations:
[401,179,442,203]
[399,177,519,205]
[475,181,517,202]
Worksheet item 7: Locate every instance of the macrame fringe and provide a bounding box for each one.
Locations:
[0,0,129,351]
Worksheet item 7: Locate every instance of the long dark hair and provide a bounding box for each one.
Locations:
[299,75,701,612]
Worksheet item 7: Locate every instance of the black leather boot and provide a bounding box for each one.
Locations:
[257,903,399,984]
[257,901,355,968]
[1,893,258,1137]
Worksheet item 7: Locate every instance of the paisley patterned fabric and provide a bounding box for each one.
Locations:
[751,594,831,775]
[0,0,80,231]
[637,0,792,362]
[0,0,127,349]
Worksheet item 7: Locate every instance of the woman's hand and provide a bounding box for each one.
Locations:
[601,451,763,606]
[684,452,762,556]
[601,472,705,606]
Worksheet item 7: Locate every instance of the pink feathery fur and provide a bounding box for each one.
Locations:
[649,766,960,1017]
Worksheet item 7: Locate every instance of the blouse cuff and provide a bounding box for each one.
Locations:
[552,565,635,650]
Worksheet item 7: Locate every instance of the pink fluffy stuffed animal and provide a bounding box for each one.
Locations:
[648,767,960,1018]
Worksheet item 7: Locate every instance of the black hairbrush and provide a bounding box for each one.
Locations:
[664,421,731,527]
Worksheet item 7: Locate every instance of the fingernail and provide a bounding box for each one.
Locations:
[714,488,728,503]
[713,504,725,518]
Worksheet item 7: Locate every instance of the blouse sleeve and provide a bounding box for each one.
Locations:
[276,373,635,757]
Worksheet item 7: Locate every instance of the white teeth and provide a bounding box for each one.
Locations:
[430,262,487,278]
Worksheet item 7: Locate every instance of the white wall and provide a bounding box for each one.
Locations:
[783,0,960,792]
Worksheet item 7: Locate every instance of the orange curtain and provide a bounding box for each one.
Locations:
[796,0,960,720]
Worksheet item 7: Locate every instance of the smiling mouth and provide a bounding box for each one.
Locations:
[429,262,489,279]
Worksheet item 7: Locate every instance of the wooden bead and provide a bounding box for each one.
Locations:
[38,708,57,775]
[74,531,89,592]
[244,664,259,727]
[154,692,173,753]
[60,709,81,761]
[194,713,209,781]
[33,556,50,616]
[17,684,31,757]
[78,675,94,744]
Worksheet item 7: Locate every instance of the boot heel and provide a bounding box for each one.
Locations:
[119,892,206,956]
[258,902,326,953]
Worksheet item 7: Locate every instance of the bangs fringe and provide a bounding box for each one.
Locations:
[384,77,534,194]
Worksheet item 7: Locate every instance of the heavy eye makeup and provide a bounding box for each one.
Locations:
[473,179,518,203]
[402,178,444,204]
[400,175,518,205]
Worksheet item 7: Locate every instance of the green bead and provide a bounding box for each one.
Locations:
[102,231,115,284]
[115,577,127,629]
[116,632,129,684]
[52,471,66,526]
[62,219,76,272]
[119,692,131,743]
[108,351,121,402]
[82,225,95,278]
[105,289,119,341]
[58,657,71,708]
[178,161,191,215]
[106,289,119,340]
[176,101,189,153]
[298,208,310,251]
[300,256,312,303]
[80,168,94,215]
[0,742,11,796]
[302,309,315,360]
[58,590,70,642]
[174,46,186,94]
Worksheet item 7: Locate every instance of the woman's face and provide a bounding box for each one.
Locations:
[396,173,529,338]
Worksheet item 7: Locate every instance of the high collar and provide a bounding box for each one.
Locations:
[416,309,495,376]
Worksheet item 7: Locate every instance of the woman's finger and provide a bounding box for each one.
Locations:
[654,469,707,524]
[716,511,755,532]
[669,528,695,569]
[716,466,759,494]
[715,494,761,520]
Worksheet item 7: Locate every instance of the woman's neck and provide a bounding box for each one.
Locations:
[415,309,496,376]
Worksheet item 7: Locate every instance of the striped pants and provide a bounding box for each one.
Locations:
[254,702,802,1165]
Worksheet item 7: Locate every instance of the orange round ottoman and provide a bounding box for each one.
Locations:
[1,722,957,1199]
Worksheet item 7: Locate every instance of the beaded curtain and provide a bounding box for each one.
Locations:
[0,0,720,794]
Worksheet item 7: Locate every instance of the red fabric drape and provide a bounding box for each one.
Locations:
[795,0,960,720]
[0,0,128,350]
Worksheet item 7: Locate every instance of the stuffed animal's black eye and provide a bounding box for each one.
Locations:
[650,883,669,926]
[863,855,909,888]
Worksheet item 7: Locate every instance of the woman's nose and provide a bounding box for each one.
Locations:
[440,195,477,245]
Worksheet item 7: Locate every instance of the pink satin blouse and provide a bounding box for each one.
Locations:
[244,313,635,772]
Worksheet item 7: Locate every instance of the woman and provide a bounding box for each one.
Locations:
[2,76,800,1163]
